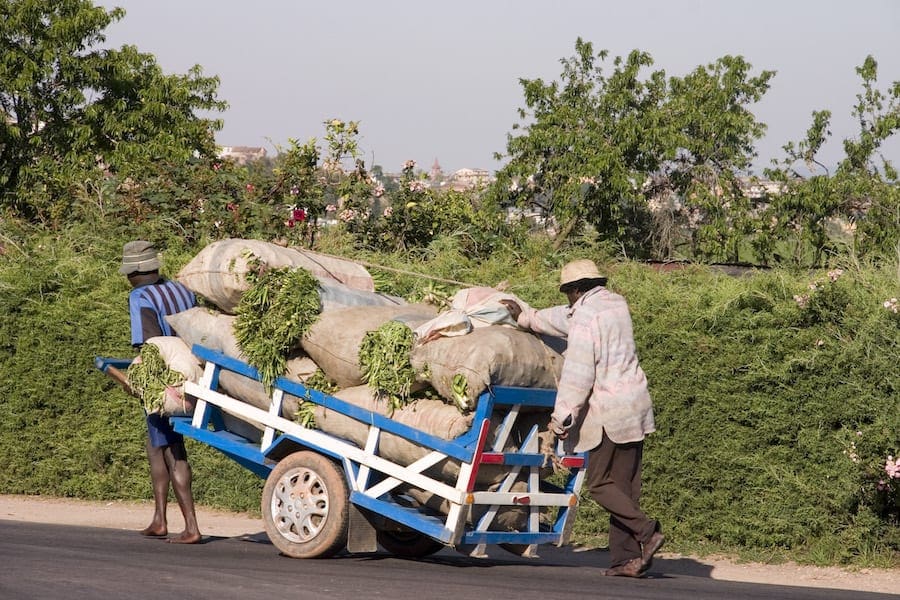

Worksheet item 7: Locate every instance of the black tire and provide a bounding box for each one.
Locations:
[261,450,349,558]
[376,527,444,558]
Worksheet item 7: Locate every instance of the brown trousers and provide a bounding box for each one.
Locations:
[584,431,657,567]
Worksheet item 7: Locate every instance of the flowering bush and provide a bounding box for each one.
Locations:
[843,429,900,523]
[792,268,851,325]
[884,297,899,315]
[881,455,900,489]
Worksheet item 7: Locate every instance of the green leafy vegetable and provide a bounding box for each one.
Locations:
[450,374,469,410]
[359,320,417,411]
[234,265,321,388]
[126,344,184,413]
[292,370,338,429]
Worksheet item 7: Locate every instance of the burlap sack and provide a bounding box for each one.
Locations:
[317,279,406,313]
[146,336,204,383]
[398,480,531,533]
[311,385,473,451]
[301,304,437,388]
[218,353,319,418]
[164,306,318,419]
[165,307,242,358]
[410,326,564,410]
[175,238,376,313]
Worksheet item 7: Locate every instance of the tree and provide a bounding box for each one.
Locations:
[761,55,900,265]
[0,0,226,225]
[665,55,774,262]
[490,38,774,261]
[490,39,669,256]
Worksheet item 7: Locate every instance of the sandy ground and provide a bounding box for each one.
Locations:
[2,494,898,594]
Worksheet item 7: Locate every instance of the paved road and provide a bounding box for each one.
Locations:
[1,520,894,600]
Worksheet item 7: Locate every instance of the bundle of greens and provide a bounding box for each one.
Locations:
[126,344,185,414]
[234,265,321,388]
[294,369,339,429]
[358,320,418,411]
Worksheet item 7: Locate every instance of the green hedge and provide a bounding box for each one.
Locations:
[0,223,897,566]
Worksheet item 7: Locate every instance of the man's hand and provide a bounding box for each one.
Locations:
[537,429,562,471]
[499,299,522,322]
[549,416,569,440]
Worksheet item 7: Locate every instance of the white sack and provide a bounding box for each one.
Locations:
[175,238,378,313]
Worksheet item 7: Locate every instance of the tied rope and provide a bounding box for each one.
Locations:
[298,249,486,289]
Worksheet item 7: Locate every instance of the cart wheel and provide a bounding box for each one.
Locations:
[261,450,349,558]
[377,527,444,558]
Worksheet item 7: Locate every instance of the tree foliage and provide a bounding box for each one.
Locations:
[762,55,900,266]
[0,0,226,225]
[490,38,774,261]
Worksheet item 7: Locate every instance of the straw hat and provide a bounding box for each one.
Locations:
[119,240,160,275]
[559,259,606,291]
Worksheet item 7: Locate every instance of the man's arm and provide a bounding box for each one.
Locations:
[128,288,164,347]
[105,365,137,397]
[549,311,596,437]
[500,300,571,338]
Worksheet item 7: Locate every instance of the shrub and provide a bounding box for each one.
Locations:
[1,223,897,565]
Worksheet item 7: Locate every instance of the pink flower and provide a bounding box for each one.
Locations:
[884,298,899,314]
[325,204,337,213]
[793,294,809,309]
[827,269,843,282]
[383,206,393,218]
[292,208,307,222]
[246,184,254,192]
[886,456,900,479]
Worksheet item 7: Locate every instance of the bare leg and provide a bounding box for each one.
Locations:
[141,438,169,537]
[164,442,201,544]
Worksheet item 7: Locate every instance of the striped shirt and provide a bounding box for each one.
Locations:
[128,279,196,347]
[517,286,654,451]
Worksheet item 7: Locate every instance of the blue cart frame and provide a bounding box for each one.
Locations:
[96,344,586,559]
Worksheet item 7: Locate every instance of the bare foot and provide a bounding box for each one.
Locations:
[140,524,167,537]
[166,531,202,544]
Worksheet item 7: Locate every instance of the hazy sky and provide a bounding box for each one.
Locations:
[97,1,900,175]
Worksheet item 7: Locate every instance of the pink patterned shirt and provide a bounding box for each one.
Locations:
[517,287,654,451]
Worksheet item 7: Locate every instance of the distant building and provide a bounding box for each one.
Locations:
[737,176,785,199]
[218,146,267,165]
[445,167,493,191]
[429,158,444,183]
